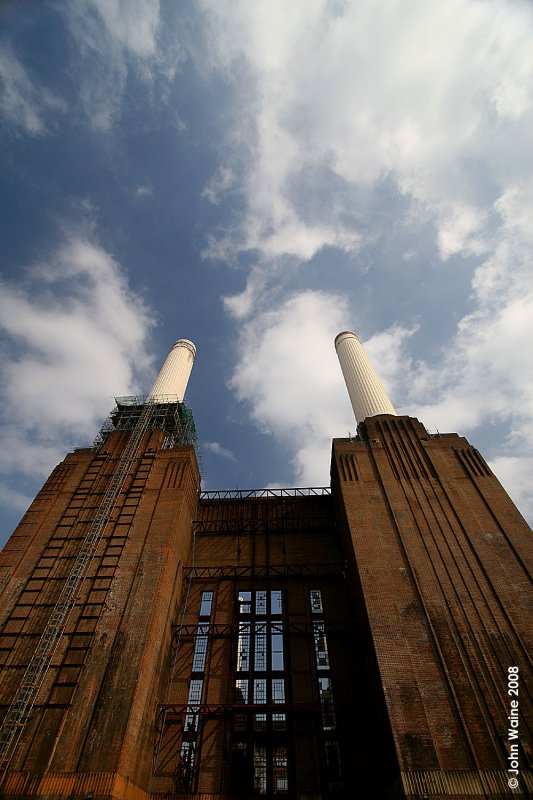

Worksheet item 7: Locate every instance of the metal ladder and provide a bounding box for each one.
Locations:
[0,398,156,773]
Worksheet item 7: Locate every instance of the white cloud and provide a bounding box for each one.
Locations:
[134,183,153,198]
[194,1,533,521]
[0,234,154,500]
[89,0,161,58]
[405,177,533,518]
[223,266,269,320]
[197,0,532,291]
[228,290,412,485]
[0,43,66,135]
[204,441,237,461]
[437,203,488,261]
[489,456,533,525]
[202,166,237,205]
[62,0,183,131]
[0,484,33,515]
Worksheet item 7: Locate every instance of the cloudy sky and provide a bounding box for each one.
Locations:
[1,0,532,543]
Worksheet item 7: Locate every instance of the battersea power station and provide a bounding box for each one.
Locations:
[0,333,531,800]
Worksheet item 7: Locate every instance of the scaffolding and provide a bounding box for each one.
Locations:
[94,395,198,452]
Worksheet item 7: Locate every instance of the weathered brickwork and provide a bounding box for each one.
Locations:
[0,430,199,799]
[0,413,531,799]
[332,415,533,798]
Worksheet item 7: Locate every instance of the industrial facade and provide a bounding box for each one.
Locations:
[0,336,531,799]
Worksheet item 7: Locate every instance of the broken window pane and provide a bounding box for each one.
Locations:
[256,590,267,615]
[255,623,267,670]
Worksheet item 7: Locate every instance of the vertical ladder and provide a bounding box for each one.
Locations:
[0,398,156,773]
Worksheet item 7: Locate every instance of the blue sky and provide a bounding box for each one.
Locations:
[1,0,532,544]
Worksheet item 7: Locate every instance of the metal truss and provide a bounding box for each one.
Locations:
[199,487,331,500]
[171,621,351,643]
[157,701,323,723]
[183,563,346,580]
[192,517,336,535]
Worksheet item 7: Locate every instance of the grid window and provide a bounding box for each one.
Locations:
[273,746,289,793]
[318,677,336,730]
[256,590,267,615]
[199,591,213,618]
[272,678,285,703]
[238,591,251,614]
[271,589,283,615]
[255,623,267,671]
[234,588,288,794]
[192,626,209,672]
[178,741,196,791]
[271,624,284,670]
[254,679,267,731]
[237,622,251,671]
[313,622,330,670]
[309,590,342,790]
[325,740,343,789]
[310,588,323,614]
[253,745,267,795]
[254,678,267,703]
[188,679,203,704]
[235,678,248,704]
[185,679,203,732]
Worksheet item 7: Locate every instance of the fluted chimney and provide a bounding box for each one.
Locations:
[148,339,196,402]
[335,330,396,424]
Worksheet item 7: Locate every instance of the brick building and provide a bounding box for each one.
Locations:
[0,335,531,799]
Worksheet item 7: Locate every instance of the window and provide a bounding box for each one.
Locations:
[177,741,196,791]
[271,623,284,670]
[192,625,209,671]
[308,589,343,791]
[180,590,213,791]
[199,590,213,617]
[318,677,336,730]
[256,590,267,615]
[235,678,248,704]
[185,679,203,732]
[255,622,267,670]
[238,590,251,614]
[253,745,267,794]
[273,746,288,792]
[313,622,330,670]
[237,622,251,671]
[233,587,288,794]
[271,589,283,615]
[254,679,267,730]
[310,588,323,614]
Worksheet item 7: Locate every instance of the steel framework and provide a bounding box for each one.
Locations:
[199,487,331,500]
[183,563,345,581]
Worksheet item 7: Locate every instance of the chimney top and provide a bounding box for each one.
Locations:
[335,330,397,423]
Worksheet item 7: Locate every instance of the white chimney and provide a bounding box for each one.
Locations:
[148,339,196,402]
[335,331,397,423]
